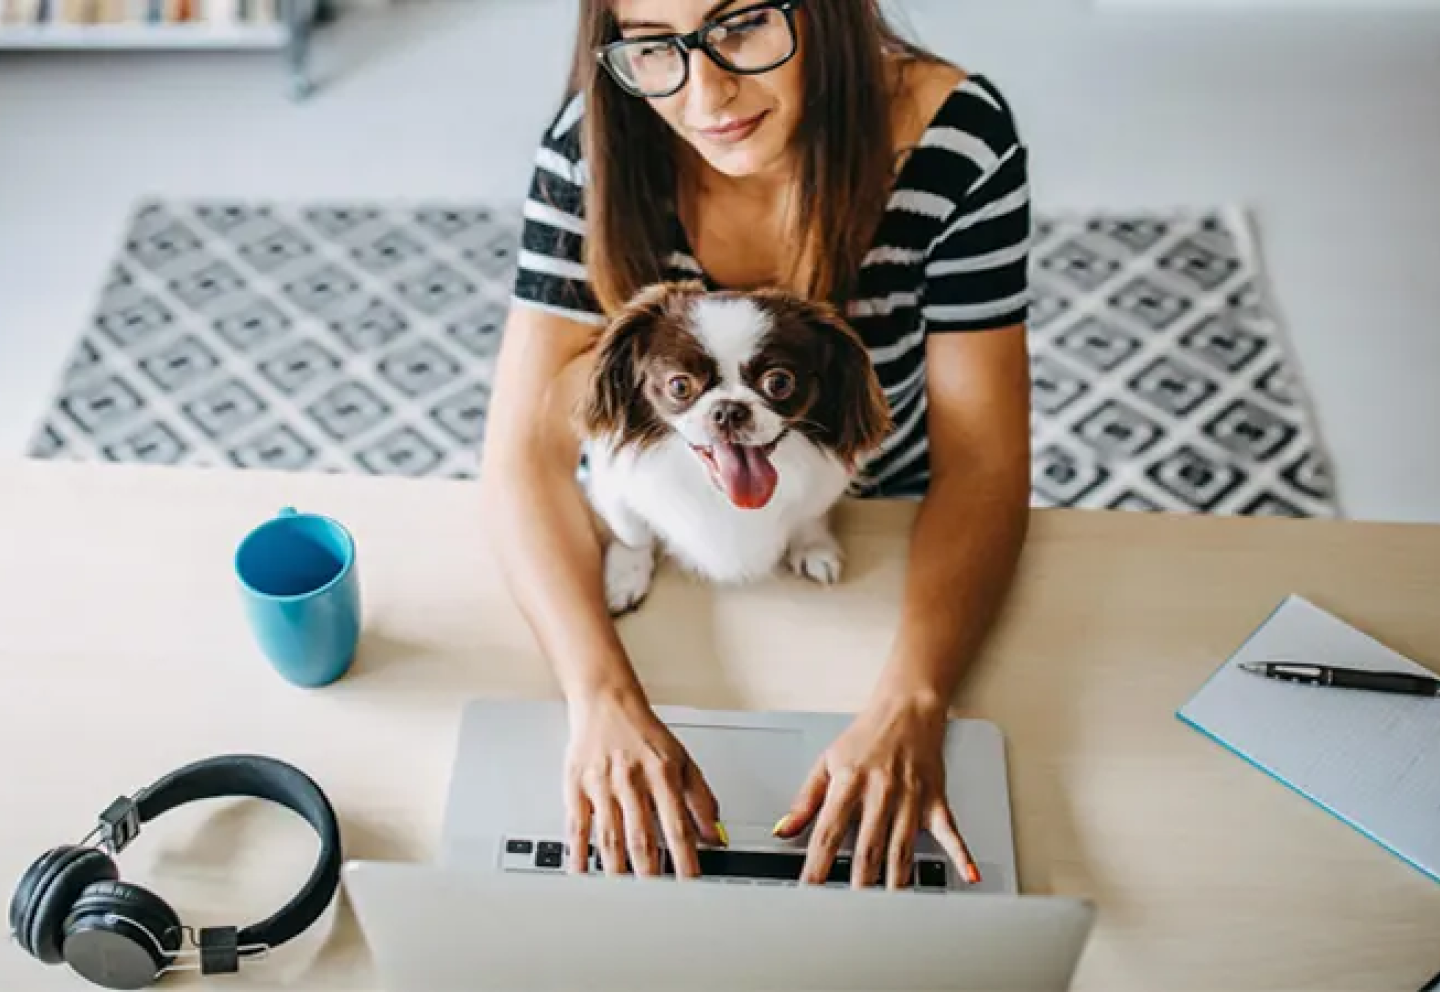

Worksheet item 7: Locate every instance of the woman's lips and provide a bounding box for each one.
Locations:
[696,110,768,144]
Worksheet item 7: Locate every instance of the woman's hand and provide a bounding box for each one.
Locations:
[564,689,728,880]
[773,690,980,889]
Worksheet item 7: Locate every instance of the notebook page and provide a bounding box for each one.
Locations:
[1178,594,1440,883]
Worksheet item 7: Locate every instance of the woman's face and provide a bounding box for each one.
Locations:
[609,0,806,180]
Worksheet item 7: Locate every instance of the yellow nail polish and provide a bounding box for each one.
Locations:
[772,815,790,836]
[715,821,730,846]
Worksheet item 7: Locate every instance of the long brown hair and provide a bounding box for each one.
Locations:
[567,0,942,317]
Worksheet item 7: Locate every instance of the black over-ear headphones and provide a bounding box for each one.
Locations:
[8,755,342,991]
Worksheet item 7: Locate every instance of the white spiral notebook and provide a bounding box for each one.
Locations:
[1177,594,1440,884]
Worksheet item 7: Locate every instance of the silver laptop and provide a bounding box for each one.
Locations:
[343,698,1096,990]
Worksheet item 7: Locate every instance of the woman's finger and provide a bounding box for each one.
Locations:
[617,765,662,876]
[851,773,896,888]
[926,797,981,886]
[799,771,861,885]
[886,784,920,890]
[774,756,831,840]
[681,759,727,848]
[592,785,628,876]
[565,775,592,874]
[650,757,701,878]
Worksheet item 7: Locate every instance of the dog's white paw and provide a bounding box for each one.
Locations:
[605,542,655,615]
[787,535,843,585]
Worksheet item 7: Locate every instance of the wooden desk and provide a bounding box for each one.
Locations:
[1,459,1437,991]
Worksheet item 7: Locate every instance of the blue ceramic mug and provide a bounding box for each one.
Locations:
[235,506,361,688]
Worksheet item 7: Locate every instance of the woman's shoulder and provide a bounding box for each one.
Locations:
[898,63,1024,163]
[889,63,1027,218]
[523,90,589,221]
[537,90,588,168]
[938,72,1023,153]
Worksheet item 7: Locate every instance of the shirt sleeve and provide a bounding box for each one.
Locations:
[511,93,608,327]
[921,88,1032,333]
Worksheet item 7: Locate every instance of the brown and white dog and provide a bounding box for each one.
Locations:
[577,280,892,614]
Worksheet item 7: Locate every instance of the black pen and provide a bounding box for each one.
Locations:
[1240,661,1440,697]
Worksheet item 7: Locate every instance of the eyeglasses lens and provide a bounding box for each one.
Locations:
[705,7,793,73]
[607,40,685,96]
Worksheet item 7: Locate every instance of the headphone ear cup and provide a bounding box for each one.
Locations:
[10,846,119,964]
[62,879,184,966]
[9,846,70,952]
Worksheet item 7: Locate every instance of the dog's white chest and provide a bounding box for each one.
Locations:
[587,437,849,585]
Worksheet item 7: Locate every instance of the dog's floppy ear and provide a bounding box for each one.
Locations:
[578,281,701,443]
[807,304,893,467]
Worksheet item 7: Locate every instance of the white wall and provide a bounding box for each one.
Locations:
[1095,0,1440,8]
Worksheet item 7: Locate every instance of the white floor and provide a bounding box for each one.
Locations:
[2,0,1438,521]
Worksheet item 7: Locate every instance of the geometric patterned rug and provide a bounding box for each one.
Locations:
[27,198,1339,517]
[1027,208,1336,516]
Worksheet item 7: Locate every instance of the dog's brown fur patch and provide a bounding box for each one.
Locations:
[745,288,893,467]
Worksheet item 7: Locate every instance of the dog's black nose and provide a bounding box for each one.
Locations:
[710,401,751,432]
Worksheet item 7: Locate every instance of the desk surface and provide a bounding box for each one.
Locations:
[1,459,1437,991]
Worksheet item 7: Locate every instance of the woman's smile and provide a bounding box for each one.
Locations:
[695,109,769,145]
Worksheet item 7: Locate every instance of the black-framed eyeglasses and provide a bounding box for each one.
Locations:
[596,1,803,99]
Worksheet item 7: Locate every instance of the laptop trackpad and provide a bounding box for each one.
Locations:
[668,724,808,827]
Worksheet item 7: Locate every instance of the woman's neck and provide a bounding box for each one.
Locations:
[681,143,794,211]
[674,144,801,290]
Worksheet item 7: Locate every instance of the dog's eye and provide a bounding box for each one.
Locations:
[666,374,695,401]
[761,369,796,401]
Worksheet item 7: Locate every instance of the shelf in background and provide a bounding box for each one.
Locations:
[0,21,289,49]
[0,1,317,99]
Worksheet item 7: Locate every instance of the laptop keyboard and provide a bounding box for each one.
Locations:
[501,837,957,890]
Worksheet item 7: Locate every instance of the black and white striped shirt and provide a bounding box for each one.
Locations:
[513,73,1031,499]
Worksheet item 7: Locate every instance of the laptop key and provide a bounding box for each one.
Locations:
[696,848,807,881]
[917,859,947,889]
[505,839,533,855]
[535,849,563,869]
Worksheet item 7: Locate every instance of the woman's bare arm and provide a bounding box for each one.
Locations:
[479,304,640,702]
[479,303,726,876]
[780,324,1032,889]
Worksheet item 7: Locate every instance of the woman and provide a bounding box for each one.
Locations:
[481,0,1032,891]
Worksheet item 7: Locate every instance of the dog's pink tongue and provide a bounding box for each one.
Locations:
[712,442,778,510]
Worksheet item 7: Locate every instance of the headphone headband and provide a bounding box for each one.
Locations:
[10,753,341,990]
[102,755,342,963]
